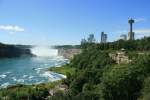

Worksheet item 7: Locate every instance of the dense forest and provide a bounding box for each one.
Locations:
[50,37,150,100]
[0,43,33,58]
[54,45,80,50]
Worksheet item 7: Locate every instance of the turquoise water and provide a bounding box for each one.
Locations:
[0,56,68,88]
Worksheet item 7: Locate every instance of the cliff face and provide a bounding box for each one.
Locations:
[58,48,81,59]
[0,43,33,58]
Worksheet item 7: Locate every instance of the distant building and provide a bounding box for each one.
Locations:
[109,48,131,64]
[87,34,95,43]
[81,38,87,44]
[128,18,135,40]
[101,32,107,43]
[120,34,127,40]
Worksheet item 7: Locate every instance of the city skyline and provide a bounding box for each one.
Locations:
[0,0,150,45]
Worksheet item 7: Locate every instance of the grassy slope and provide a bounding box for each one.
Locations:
[0,81,62,99]
[0,65,75,98]
[49,65,76,75]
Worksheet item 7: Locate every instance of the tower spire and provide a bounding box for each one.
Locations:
[128,18,135,40]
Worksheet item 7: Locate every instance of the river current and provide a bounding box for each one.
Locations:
[0,46,68,88]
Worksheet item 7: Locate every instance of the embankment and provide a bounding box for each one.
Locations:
[58,48,81,59]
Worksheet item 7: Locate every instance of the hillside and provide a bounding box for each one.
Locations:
[0,43,33,58]
[50,37,150,100]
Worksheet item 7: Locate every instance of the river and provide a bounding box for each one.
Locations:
[0,46,69,88]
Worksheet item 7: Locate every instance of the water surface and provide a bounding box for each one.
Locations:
[0,48,68,88]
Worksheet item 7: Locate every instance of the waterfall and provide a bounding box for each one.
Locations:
[31,46,58,57]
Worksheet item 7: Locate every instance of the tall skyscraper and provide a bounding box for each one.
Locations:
[101,32,107,43]
[87,34,95,43]
[81,38,87,44]
[128,18,135,40]
[120,34,127,40]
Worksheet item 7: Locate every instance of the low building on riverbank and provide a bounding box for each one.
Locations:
[109,49,131,64]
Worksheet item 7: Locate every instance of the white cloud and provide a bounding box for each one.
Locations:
[0,25,25,34]
[134,29,150,34]
[135,18,147,23]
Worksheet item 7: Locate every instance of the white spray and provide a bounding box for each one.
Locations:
[31,46,58,57]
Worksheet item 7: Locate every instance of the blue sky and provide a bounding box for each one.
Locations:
[0,0,150,45]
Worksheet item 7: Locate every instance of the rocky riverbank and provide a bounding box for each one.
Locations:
[58,48,81,59]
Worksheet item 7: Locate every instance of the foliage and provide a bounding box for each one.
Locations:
[81,37,150,51]
[138,76,150,100]
[0,81,61,99]
[0,43,32,58]
[70,48,115,69]
[54,45,80,49]
[61,45,115,99]
[98,55,150,100]
[51,37,150,100]
[49,65,76,75]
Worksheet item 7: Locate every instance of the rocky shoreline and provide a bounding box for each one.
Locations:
[58,48,81,59]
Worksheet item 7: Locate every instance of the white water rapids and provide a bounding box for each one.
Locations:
[31,46,58,57]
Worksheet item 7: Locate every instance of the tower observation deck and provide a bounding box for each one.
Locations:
[128,18,135,40]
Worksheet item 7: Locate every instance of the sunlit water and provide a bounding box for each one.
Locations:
[0,47,69,88]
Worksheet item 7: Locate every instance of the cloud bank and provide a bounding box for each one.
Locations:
[0,25,25,34]
[135,18,147,23]
[117,29,150,34]
[134,29,150,34]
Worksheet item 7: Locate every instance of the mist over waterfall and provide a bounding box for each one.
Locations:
[31,46,58,57]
